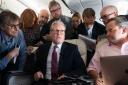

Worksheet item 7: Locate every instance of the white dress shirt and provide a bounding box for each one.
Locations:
[87,25,93,38]
[45,42,62,79]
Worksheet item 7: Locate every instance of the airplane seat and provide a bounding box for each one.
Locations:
[65,39,87,65]
[5,54,37,85]
[24,53,37,73]
[5,71,33,85]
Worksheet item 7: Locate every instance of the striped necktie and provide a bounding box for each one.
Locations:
[51,45,58,80]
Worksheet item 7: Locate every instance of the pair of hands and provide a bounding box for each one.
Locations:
[88,70,103,85]
[96,77,103,85]
[95,72,103,85]
[6,47,19,60]
[34,71,65,81]
[27,46,39,54]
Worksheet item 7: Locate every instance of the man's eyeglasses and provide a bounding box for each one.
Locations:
[50,7,61,13]
[99,12,115,21]
[6,23,21,29]
[51,30,65,33]
[41,16,49,20]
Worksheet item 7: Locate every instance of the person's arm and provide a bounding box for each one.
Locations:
[16,30,27,70]
[0,57,10,71]
[87,49,101,80]
[0,48,19,71]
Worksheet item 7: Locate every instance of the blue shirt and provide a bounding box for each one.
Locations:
[0,29,26,71]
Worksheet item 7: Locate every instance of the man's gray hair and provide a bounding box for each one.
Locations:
[107,15,128,29]
[115,15,128,28]
[101,5,118,14]
[0,10,19,29]
[50,20,66,30]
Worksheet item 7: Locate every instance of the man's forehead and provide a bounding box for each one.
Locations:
[102,10,113,15]
[9,20,19,24]
[40,13,48,16]
[106,20,116,27]
[53,24,65,29]
[54,24,64,27]
[50,5,60,9]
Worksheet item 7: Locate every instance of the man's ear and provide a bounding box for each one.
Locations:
[122,27,128,34]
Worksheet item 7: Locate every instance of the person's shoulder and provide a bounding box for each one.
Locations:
[94,21,105,28]
[17,29,24,37]
[61,15,71,22]
[62,15,71,19]
[40,42,51,48]
[37,42,51,51]
[96,39,108,50]
[78,23,85,28]
[63,42,77,48]
[48,18,55,23]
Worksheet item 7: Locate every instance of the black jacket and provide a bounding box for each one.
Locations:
[34,42,86,77]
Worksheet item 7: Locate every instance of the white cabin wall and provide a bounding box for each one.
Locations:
[0,0,27,16]
[0,0,72,17]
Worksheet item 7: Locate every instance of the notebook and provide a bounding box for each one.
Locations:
[100,55,128,85]
[78,34,96,49]
[31,47,38,53]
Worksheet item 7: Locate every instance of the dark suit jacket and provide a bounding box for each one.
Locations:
[77,21,106,40]
[34,42,86,77]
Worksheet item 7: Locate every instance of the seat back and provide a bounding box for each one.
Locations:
[7,75,32,85]
[65,39,87,65]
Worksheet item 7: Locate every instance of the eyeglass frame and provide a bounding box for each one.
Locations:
[50,29,65,34]
[50,7,61,13]
[99,12,115,22]
[41,15,49,20]
[5,23,21,29]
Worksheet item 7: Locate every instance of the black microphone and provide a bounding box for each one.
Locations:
[63,74,95,85]
[77,75,95,84]
[51,75,76,84]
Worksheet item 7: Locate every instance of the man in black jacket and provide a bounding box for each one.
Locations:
[33,20,86,85]
[47,0,72,39]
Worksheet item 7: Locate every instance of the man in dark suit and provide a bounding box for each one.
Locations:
[33,20,86,85]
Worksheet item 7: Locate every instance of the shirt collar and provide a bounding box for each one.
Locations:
[51,42,62,49]
[1,31,13,42]
[87,24,94,31]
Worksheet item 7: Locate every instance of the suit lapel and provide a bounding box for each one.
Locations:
[58,42,67,74]
[43,43,52,74]
[92,22,97,39]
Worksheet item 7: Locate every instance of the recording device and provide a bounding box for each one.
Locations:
[13,45,20,64]
[51,74,94,85]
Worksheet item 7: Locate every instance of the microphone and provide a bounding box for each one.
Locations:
[13,45,20,64]
[51,75,76,84]
[77,75,94,84]
[63,75,95,84]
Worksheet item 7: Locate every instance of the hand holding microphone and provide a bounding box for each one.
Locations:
[6,46,20,63]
